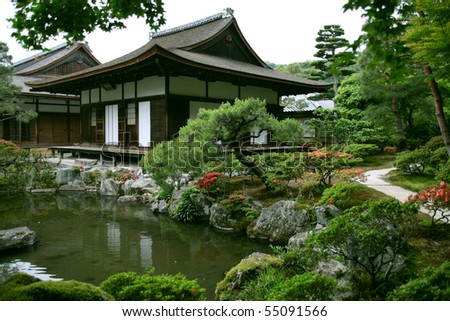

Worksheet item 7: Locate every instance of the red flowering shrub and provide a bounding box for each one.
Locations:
[384,146,397,154]
[406,181,450,225]
[338,168,366,182]
[196,171,228,198]
[305,148,363,185]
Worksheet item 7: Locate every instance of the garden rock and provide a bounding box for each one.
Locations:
[215,252,283,300]
[288,231,312,248]
[315,205,340,231]
[0,227,37,252]
[100,178,120,196]
[315,259,352,300]
[190,193,215,219]
[117,195,139,203]
[55,168,79,186]
[247,200,313,244]
[59,180,86,192]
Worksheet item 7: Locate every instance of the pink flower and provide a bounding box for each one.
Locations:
[273,179,280,183]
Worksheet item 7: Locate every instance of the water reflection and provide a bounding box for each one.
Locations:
[0,193,269,298]
[0,260,63,282]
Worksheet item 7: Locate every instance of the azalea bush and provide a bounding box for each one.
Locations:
[196,171,229,198]
[406,181,450,225]
[305,148,363,185]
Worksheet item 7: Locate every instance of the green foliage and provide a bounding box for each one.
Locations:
[141,138,204,191]
[99,269,205,301]
[342,143,380,158]
[274,60,324,81]
[306,107,382,145]
[269,272,338,301]
[0,42,36,122]
[219,194,260,227]
[8,0,165,50]
[0,273,112,301]
[394,149,430,175]
[314,24,356,96]
[173,188,203,222]
[142,98,306,190]
[319,182,370,210]
[259,152,304,193]
[388,261,450,301]
[0,140,57,191]
[240,267,286,301]
[271,118,304,144]
[311,199,416,299]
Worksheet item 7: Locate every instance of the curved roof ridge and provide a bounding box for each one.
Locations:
[150,8,234,39]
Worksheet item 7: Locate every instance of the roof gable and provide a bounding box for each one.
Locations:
[151,8,268,67]
[14,43,100,77]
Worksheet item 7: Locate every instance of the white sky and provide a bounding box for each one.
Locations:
[0,0,365,65]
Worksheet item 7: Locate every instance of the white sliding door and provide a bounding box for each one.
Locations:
[138,101,151,147]
[105,104,118,145]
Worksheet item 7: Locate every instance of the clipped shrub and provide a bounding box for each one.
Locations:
[173,188,203,222]
[394,148,430,175]
[0,273,112,301]
[99,269,206,301]
[389,261,450,300]
[342,143,380,158]
[425,135,444,151]
[268,272,338,301]
[435,159,450,183]
[318,182,368,210]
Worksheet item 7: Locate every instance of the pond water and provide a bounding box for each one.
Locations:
[0,193,270,299]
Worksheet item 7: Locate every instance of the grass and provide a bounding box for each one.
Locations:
[385,169,438,192]
[408,224,450,270]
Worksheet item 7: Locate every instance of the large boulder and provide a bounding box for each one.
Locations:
[247,200,313,244]
[55,168,79,186]
[100,178,120,196]
[215,252,283,301]
[0,227,37,252]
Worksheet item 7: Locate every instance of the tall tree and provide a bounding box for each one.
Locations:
[344,0,450,156]
[314,24,356,96]
[8,0,166,50]
[0,41,35,123]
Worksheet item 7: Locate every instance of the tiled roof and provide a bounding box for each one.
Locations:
[14,43,100,76]
[27,9,331,94]
[283,94,334,112]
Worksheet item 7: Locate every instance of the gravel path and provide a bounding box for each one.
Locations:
[360,167,415,203]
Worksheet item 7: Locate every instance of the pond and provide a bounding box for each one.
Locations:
[0,193,270,299]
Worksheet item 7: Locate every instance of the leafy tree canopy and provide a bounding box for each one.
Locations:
[8,0,166,50]
[0,41,35,122]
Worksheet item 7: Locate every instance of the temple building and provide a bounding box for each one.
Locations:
[3,43,100,146]
[27,8,330,150]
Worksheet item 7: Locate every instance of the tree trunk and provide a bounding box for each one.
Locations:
[333,74,338,96]
[421,63,450,157]
[391,92,404,136]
